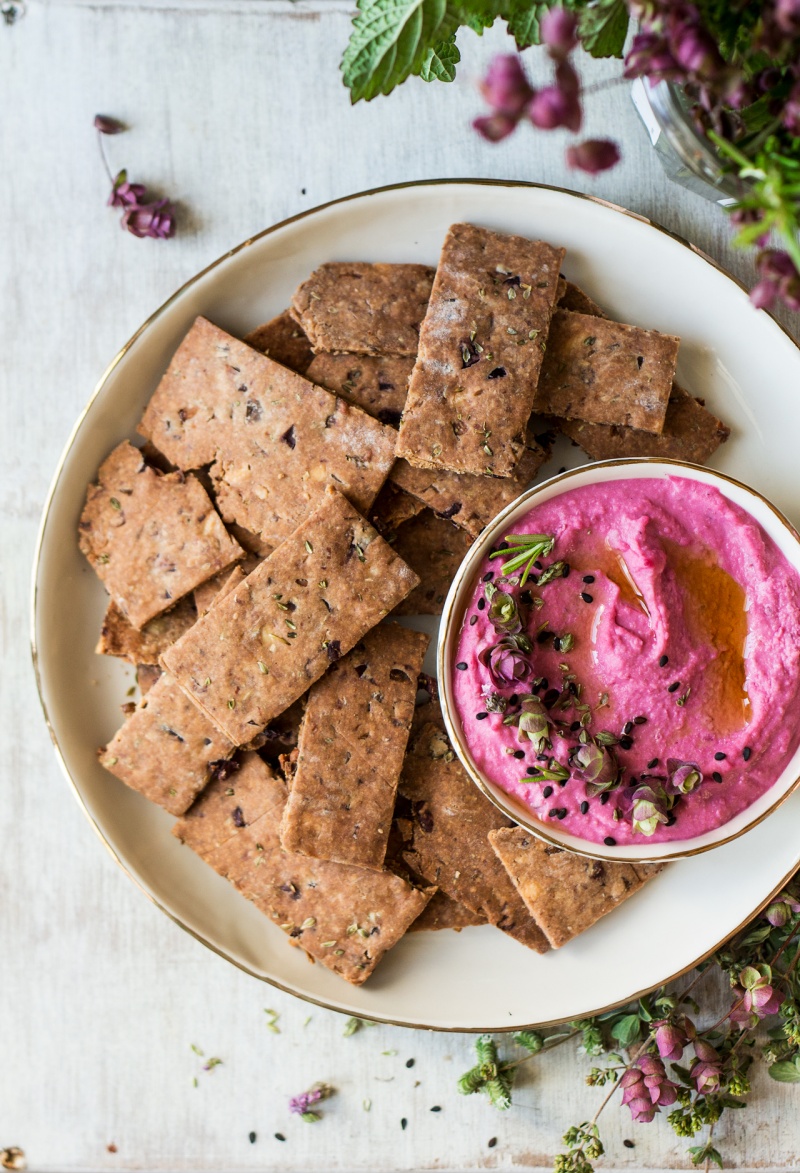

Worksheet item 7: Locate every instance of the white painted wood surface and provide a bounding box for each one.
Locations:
[2,3,800,1169]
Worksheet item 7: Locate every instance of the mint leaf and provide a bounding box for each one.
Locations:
[769,1057,800,1083]
[578,0,629,58]
[342,0,455,102]
[610,1013,641,1048]
[458,1,503,35]
[505,0,557,49]
[419,35,461,81]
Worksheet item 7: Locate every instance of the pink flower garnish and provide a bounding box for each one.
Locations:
[479,54,534,117]
[540,8,578,58]
[690,1039,723,1094]
[95,114,177,239]
[620,1054,678,1123]
[565,139,621,174]
[751,248,800,312]
[108,170,147,209]
[654,1019,689,1062]
[121,199,177,240]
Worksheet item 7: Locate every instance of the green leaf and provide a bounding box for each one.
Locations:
[610,1014,641,1048]
[769,1057,800,1083]
[418,35,461,81]
[513,1029,544,1053]
[341,0,455,102]
[688,1144,723,1169]
[578,0,629,58]
[504,0,555,49]
[458,1,502,34]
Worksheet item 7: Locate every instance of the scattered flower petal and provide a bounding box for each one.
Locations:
[565,139,621,174]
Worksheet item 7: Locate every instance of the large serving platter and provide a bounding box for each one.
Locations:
[32,180,800,1031]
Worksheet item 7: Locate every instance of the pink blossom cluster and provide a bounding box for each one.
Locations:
[620,1053,678,1123]
[473,10,619,175]
[95,115,176,241]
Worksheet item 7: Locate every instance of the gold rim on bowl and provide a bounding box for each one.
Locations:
[30,179,800,1032]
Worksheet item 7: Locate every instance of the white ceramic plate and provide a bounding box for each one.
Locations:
[32,180,800,1032]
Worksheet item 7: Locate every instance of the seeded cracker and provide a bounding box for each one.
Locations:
[136,317,397,546]
[488,827,662,949]
[391,510,473,616]
[79,441,243,630]
[195,765,432,985]
[396,707,549,952]
[557,383,730,463]
[279,624,429,869]
[173,751,280,858]
[244,310,314,374]
[557,280,606,318]
[396,223,565,477]
[409,891,488,933]
[193,564,248,617]
[370,482,426,538]
[99,672,235,815]
[533,309,679,434]
[390,432,549,539]
[290,263,435,357]
[161,491,420,745]
[306,353,414,427]
[97,596,197,665]
[136,664,162,695]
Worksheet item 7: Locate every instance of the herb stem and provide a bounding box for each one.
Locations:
[96,130,114,185]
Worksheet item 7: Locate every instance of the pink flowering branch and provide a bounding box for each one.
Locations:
[95,114,177,240]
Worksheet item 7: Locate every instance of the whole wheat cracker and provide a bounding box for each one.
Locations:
[244,310,314,374]
[97,596,197,665]
[306,353,414,427]
[390,510,472,617]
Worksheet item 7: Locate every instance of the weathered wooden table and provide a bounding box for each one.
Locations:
[2,2,798,1168]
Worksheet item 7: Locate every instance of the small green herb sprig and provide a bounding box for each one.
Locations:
[488,532,555,587]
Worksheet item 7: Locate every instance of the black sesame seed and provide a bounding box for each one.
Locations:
[520,589,533,604]
[629,778,639,787]
[553,636,562,652]
[249,1132,257,1144]
[580,801,589,814]
[714,751,727,761]
[548,808,559,818]
[537,752,550,761]
[743,746,752,761]
[557,808,568,819]
[659,654,669,667]
[476,712,488,720]
[623,721,633,735]
[483,571,494,582]
[509,694,519,705]
[539,678,549,691]
[543,785,554,798]
[558,778,568,787]
[563,563,571,577]
[513,749,525,760]
[456,661,467,671]
[543,688,560,707]
[469,614,478,626]
[668,681,681,693]
[430,1105,441,1112]
[712,771,723,783]
[600,793,610,805]
[666,814,677,826]
[534,560,543,571]
[488,1138,498,1149]
[634,715,647,724]
[623,1140,635,1149]
[568,682,579,696]
[583,574,595,584]
[647,758,659,769]
[604,836,616,846]
[401,1118,408,1130]
[275,1134,286,1142]
[581,592,594,603]
[619,736,633,750]
[537,629,555,644]
[570,720,581,732]
[527,766,538,776]
[477,597,486,611]
[406,1058,415,1068]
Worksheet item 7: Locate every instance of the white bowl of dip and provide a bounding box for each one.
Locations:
[438,457,800,862]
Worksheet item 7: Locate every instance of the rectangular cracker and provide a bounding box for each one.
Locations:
[290,263,435,357]
[556,382,730,464]
[396,708,549,952]
[136,664,162,695]
[196,764,432,985]
[370,481,426,538]
[173,750,279,858]
[244,309,314,374]
[390,431,549,539]
[79,441,243,629]
[396,223,565,477]
[193,564,247,618]
[533,309,679,434]
[558,280,606,317]
[99,672,235,815]
[306,354,414,428]
[137,317,397,546]
[409,891,488,932]
[488,827,661,948]
[97,596,197,665]
[279,623,429,869]
[161,491,420,745]
[391,510,472,616]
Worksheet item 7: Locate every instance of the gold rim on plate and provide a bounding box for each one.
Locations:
[30,178,800,1032]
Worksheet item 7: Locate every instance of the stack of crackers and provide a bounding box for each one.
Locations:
[81,221,725,985]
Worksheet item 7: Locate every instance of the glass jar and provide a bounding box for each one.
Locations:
[631,78,742,205]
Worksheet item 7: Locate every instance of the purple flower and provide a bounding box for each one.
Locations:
[623,30,681,81]
[729,205,769,248]
[572,742,619,795]
[473,113,518,143]
[122,198,177,240]
[108,169,147,209]
[479,635,536,689]
[620,1054,678,1123]
[729,965,785,1028]
[690,1040,722,1094]
[670,18,724,77]
[540,7,578,58]
[565,139,621,175]
[783,83,800,137]
[751,249,800,313]
[668,760,702,795]
[775,0,800,35]
[654,1019,689,1062]
[528,85,582,131]
[480,54,534,117]
[94,114,126,135]
[289,1082,333,1121]
[765,892,800,927]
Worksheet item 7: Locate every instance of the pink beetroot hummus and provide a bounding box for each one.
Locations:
[453,477,800,845]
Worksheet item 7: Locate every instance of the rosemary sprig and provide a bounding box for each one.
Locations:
[488,533,555,586]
